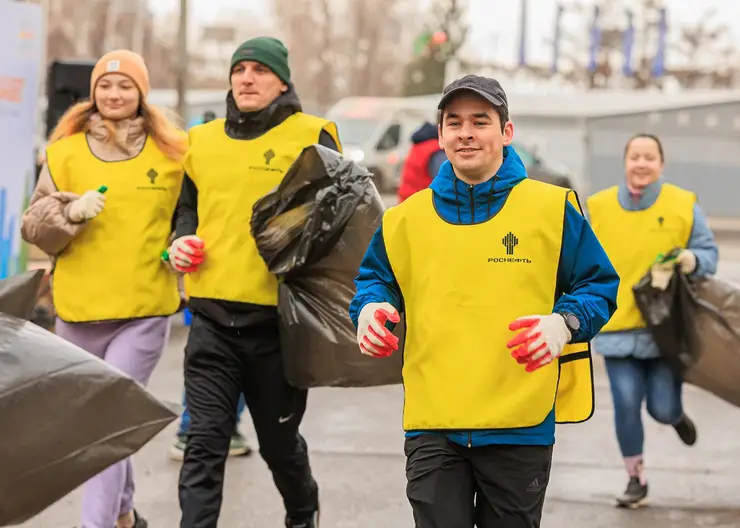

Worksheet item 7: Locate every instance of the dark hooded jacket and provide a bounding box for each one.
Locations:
[175,86,340,327]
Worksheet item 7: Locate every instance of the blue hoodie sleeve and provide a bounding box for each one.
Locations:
[688,203,718,277]
[349,225,403,329]
[553,202,620,342]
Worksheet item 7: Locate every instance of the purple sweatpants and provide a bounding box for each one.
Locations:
[55,316,171,528]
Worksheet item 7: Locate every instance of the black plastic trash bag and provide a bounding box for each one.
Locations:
[0,271,177,526]
[633,262,701,377]
[252,145,403,388]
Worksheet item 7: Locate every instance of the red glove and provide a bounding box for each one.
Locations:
[357,302,401,357]
[168,236,205,273]
[506,314,571,372]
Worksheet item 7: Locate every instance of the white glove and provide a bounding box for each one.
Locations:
[650,261,675,290]
[67,190,105,222]
[507,314,572,372]
[357,302,400,357]
[168,235,205,273]
[676,249,697,274]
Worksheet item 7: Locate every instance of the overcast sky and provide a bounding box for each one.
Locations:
[150,0,740,67]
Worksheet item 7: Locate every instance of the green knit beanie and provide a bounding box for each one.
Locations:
[230,37,291,85]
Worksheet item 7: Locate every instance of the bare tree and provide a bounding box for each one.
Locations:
[43,0,176,88]
[670,7,736,89]
[271,0,413,110]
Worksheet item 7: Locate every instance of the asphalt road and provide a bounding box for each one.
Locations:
[18,240,740,528]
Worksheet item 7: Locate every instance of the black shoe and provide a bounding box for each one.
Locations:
[673,413,697,446]
[126,509,147,528]
[286,509,319,528]
[615,477,648,509]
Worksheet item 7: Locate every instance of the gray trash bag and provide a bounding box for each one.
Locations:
[252,145,403,389]
[684,276,740,408]
[0,268,44,320]
[0,272,177,526]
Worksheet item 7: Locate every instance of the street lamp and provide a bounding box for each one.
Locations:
[176,0,188,122]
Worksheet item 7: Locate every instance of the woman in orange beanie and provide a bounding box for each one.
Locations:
[21,49,187,528]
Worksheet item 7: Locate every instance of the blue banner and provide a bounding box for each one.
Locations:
[622,9,635,76]
[587,5,601,73]
[518,0,528,67]
[652,7,667,77]
[0,0,43,278]
[552,4,564,74]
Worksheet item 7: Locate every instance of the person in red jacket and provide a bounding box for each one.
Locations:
[398,121,447,202]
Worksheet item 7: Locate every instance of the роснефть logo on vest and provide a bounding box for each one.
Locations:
[488,232,531,264]
[264,149,275,165]
[502,231,518,255]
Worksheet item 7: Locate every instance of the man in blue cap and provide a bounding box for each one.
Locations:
[350,75,619,528]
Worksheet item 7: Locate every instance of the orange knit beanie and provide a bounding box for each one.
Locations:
[90,49,150,97]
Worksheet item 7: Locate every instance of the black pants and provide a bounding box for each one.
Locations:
[178,314,318,528]
[405,434,553,528]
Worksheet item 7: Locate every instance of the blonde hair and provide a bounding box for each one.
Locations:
[48,99,188,162]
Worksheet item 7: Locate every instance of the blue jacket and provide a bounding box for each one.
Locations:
[349,146,620,447]
[591,179,719,359]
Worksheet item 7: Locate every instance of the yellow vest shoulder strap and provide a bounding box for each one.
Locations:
[45,133,87,191]
[382,187,432,235]
[291,112,343,152]
[188,118,225,144]
[661,183,697,207]
[566,188,585,215]
[187,113,342,153]
[587,184,696,223]
[585,185,618,217]
[384,180,572,229]
[518,177,570,205]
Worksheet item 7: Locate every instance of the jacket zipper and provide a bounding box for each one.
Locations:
[468,183,475,450]
[468,185,474,223]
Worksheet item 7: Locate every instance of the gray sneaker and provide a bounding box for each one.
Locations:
[168,433,188,461]
[169,431,252,461]
[228,431,252,457]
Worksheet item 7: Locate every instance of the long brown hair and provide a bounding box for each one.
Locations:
[48,99,188,162]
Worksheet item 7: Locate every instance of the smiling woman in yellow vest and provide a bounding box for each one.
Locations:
[165,37,340,528]
[587,133,719,509]
[350,75,619,528]
[20,50,186,528]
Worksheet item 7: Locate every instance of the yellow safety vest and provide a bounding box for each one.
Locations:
[383,178,595,431]
[184,113,341,306]
[588,183,695,332]
[47,133,184,322]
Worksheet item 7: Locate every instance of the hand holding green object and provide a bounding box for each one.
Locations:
[67,186,106,222]
[655,248,681,265]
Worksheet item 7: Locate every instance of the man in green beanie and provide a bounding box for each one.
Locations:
[171,36,341,528]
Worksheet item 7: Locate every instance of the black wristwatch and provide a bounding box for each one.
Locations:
[558,312,580,337]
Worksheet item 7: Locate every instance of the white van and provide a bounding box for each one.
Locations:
[325,94,578,196]
[325,96,437,192]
